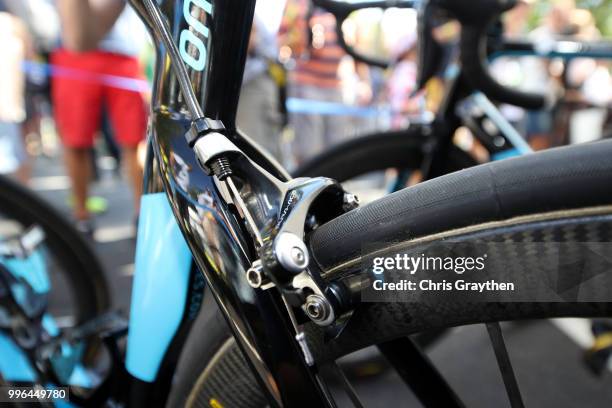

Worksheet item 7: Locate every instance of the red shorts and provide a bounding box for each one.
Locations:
[51,49,147,148]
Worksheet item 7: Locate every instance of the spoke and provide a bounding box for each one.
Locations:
[378,337,465,408]
[325,362,365,408]
[485,323,525,408]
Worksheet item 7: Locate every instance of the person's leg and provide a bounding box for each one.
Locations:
[104,53,147,216]
[525,110,553,151]
[63,147,92,220]
[237,73,283,160]
[100,106,121,170]
[0,121,28,183]
[50,50,102,223]
[121,145,143,214]
[322,86,349,149]
[289,83,324,165]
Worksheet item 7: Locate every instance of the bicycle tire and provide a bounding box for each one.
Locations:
[168,140,612,407]
[0,176,110,355]
[292,127,476,181]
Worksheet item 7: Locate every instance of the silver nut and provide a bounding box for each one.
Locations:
[304,294,334,326]
[246,261,268,288]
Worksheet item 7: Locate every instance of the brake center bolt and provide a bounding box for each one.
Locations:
[291,247,306,265]
[275,233,310,273]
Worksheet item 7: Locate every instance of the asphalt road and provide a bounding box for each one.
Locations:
[29,153,612,408]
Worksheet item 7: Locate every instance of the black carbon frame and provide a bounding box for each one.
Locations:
[128,1,335,407]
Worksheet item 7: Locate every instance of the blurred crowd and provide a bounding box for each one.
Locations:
[0,0,610,234]
[494,0,612,149]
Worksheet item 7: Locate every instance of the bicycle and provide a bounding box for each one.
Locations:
[2,0,612,407]
[295,0,612,195]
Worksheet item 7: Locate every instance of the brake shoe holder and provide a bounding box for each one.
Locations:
[191,130,358,328]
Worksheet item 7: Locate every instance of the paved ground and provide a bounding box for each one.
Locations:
[28,152,612,407]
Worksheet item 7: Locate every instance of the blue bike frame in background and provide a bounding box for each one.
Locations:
[0,192,193,389]
[125,193,192,382]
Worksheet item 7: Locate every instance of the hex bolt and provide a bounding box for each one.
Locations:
[304,294,333,325]
[342,193,360,211]
[246,261,269,288]
[306,302,322,319]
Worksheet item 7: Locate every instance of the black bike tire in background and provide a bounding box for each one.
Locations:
[293,127,476,181]
[0,175,110,348]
